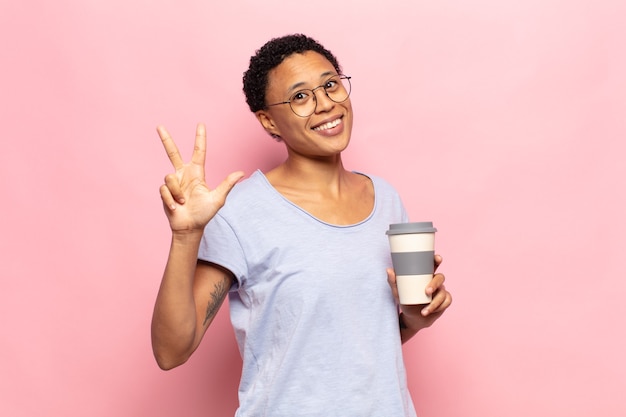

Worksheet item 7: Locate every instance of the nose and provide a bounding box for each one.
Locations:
[311,86,334,113]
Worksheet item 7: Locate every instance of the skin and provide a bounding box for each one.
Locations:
[256,52,370,225]
[151,123,243,370]
[150,51,452,370]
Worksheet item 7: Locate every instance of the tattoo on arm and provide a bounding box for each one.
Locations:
[202,275,230,327]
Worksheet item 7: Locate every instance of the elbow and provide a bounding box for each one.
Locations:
[151,322,196,370]
[151,337,192,370]
[156,359,182,371]
[153,350,189,371]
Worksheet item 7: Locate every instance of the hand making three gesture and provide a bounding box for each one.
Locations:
[157,123,244,233]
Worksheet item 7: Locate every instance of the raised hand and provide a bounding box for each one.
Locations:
[158,123,244,233]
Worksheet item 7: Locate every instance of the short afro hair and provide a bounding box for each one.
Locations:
[242,34,342,113]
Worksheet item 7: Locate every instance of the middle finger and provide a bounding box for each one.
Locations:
[157,125,185,170]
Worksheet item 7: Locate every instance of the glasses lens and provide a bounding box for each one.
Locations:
[326,75,351,104]
[290,92,315,117]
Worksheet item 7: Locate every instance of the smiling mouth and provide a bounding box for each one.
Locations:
[312,117,342,132]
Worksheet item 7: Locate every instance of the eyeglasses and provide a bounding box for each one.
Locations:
[266,74,352,117]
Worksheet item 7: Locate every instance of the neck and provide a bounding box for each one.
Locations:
[267,153,350,193]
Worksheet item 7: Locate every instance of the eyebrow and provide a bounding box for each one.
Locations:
[285,71,338,94]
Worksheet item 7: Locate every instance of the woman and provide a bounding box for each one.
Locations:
[151,34,452,416]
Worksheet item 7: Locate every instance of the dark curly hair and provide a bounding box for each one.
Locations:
[242,34,342,113]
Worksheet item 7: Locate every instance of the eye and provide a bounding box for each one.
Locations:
[291,90,310,104]
[324,78,339,91]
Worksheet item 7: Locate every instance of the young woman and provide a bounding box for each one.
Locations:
[151,34,452,416]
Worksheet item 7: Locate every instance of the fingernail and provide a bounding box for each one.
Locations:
[421,308,429,316]
[170,204,176,210]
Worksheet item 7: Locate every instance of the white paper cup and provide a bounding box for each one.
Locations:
[386,222,437,305]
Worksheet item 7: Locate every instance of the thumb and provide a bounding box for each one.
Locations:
[215,171,245,198]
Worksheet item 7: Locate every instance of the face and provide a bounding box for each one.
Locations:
[256,51,354,158]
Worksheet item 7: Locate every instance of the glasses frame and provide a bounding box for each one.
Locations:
[266,74,352,117]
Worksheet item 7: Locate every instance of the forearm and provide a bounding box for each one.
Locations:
[151,231,204,369]
[399,312,421,344]
[399,305,447,344]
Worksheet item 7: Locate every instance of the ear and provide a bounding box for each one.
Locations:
[255,110,281,138]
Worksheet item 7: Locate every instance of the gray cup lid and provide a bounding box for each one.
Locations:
[386,221,437,235]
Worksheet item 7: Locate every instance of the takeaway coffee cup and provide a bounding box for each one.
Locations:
[386,222,437,305]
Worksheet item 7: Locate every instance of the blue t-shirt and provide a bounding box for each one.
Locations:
[199,170,415,417]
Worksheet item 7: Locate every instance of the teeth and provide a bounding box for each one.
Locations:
[313,118,341,131]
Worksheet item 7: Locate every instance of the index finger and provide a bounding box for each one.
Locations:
[157,125,184,170]
[191,123,207,167]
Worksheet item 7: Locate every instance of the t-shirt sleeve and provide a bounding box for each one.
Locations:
[401,203,409,223]
[198,213,247,290]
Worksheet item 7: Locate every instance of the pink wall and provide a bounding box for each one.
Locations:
[2,1,624,416]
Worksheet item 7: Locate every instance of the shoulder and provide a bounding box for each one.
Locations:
[221,170,270,203]
[215,170,280,221]
[354,171,401,198]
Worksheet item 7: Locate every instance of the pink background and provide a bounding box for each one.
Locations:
[2,1,625,416]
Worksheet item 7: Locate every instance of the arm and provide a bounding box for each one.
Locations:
[150,124,243,369]
[151,233,234,370]
[387,254,453,344]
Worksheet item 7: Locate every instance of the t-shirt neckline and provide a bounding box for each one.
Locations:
[253,169,377,228]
